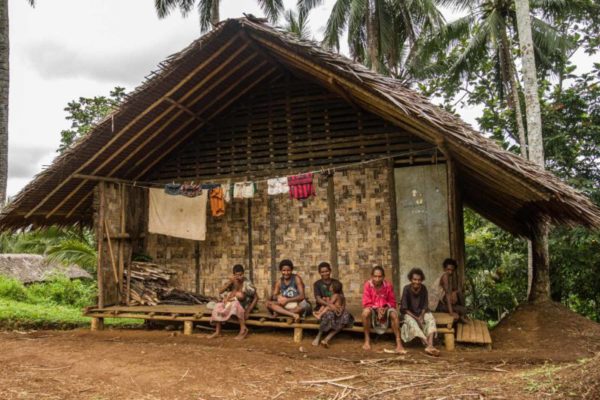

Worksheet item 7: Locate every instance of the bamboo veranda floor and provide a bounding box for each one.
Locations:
[84,304,492,351]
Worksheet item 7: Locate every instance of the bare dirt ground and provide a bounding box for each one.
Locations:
[1,303,599,400]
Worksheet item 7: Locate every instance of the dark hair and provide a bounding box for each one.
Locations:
[232,264,244,274]
[407,268,425,281]
[331,280,343,294]
[443,258,458,269]
[318,262,332,271]
[279,259,294,270]
[371,265,385,276]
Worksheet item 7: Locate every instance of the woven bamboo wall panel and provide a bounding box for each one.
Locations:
[147,77,434,182]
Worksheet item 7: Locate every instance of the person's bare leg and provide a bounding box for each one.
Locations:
[321,328,341,348]
[207,322,222,339]
[362,308,372,350]
[312,331,323,346]
[266,303,300,321]
[235,319,248,340]
[390,311,407,353]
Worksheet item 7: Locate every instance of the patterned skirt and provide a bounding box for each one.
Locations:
[319,309,355,333]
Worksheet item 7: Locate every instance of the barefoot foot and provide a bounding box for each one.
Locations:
[234,328,248,340]
[362,342,371,351]
[207,332,221,339]
[312,337,320,346]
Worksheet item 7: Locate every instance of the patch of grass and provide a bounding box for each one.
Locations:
[0,298,142,330]
[521,362,566,395]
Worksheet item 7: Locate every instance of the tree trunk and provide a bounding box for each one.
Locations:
[499,29,528,158]
[528,216,550,303]
[515,0,550,302]
[366,0,380,72]
[0,0,8,206]
[210,0,219,28]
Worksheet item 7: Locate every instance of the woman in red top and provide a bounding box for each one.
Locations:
[361,266,406,353]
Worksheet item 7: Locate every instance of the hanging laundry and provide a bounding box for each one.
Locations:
[201,183,220,190]
[180,183,202,197]
[210,187,225,217]
[148,188,207,241]
[164,183,182,196]
[233,182,245,199]
[233,181,255,199]
[222,182,232,203]
[267,177,289,195]
[242,182,255,198]
[288,173,315,200]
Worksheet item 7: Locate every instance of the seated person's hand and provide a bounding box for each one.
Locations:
[277,295,288,306]
[377,307,386,319]
[451,312,459,320]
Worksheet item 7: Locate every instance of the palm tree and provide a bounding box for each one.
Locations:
[307,0,444,77]
[154,0,285,32]
[514,0,548,303]
[0,0,35,206]
[283,5,311,40]
[414,0,575,157]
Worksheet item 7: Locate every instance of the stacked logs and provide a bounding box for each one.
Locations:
[125,262,213,305]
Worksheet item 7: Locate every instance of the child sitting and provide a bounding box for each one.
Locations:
[313,280,344,320]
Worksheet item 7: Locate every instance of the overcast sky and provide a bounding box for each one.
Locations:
[8,0,597,198]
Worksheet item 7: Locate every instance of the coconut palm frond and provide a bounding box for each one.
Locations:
[323,0,353,50]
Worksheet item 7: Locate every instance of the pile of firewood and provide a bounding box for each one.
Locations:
[125,262,213,305]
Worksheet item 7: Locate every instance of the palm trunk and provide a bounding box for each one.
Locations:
[0,0,8,206]
[366,0,380,72]
[499,29,528,158]
[515,0,549,302]
[210,0,219,28]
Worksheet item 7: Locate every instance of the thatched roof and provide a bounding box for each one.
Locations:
[0,254,92,283]
[1,17,599,237]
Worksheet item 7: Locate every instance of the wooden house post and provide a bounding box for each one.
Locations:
[387,159,400,296]
[326,173,339,278]
[446,155,466,288]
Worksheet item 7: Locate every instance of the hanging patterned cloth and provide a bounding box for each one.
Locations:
[287,173,315,200]
[210,187,226,217]
[267,177,289,195]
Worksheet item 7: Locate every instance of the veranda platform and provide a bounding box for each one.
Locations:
[84,304,466,350]
[456,319,493,349]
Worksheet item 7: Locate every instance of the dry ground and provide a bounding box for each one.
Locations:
[1,319,598,400]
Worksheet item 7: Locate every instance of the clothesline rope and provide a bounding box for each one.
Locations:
[117,147,438,190]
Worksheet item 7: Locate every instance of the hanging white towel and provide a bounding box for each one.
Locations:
[267,177,290,195]
[221,182,232,203]
[148,188,207,241]
[242,182,255,198]
[233,182,245,199]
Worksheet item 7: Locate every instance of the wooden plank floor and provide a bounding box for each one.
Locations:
[456,319,492,346]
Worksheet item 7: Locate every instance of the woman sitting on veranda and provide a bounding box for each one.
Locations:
[311,262,354,348]
[208,264,258,340]
[400,268,440,356]
[265,259,311,322]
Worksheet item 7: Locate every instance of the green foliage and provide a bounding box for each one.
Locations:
[0,275,95,309]
[0,298,141,330]
[26,275,96,309]
[464,209,528,322]
[57,87,126,154]
[0,276,28,302]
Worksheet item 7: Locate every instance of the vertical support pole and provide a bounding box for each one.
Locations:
[183,320,193,336]
[387,159,400,297]
[293,327,303,343]
[117,183,125,304]
[91,317,104,332]
[194,241,201,294]
[96,182,106,309]
[326,173,339,278]
[446,155,464,288]
[247,198,254,283]
[268,196,278,289]
[444,323,455,351]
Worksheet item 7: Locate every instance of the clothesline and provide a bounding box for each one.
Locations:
[80,146,438,191]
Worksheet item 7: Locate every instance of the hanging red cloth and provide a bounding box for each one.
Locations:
[287,173,315,200]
